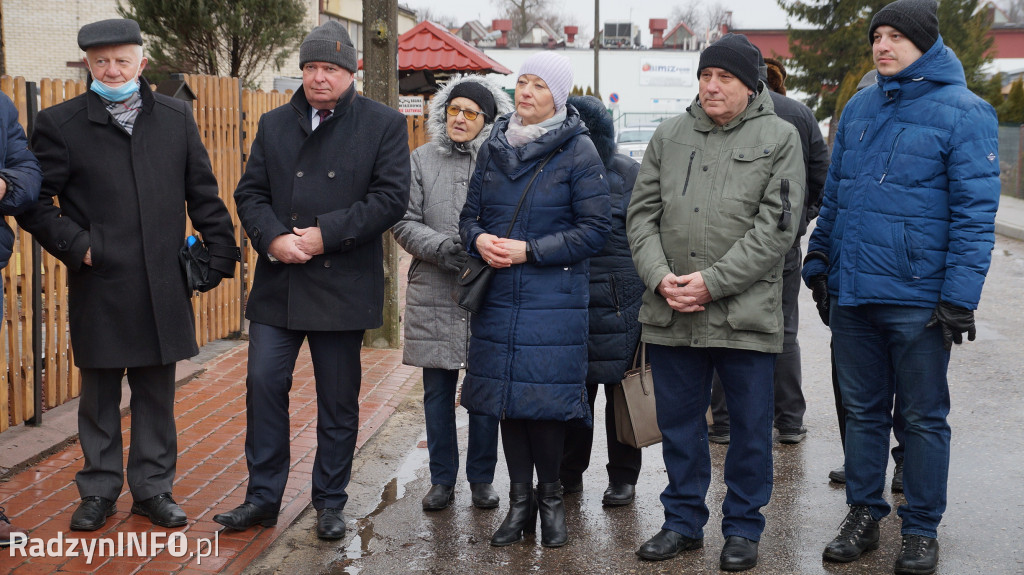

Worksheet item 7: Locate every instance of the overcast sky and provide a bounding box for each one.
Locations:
[401,0,792,43]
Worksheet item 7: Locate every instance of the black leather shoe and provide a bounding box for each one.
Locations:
[561,479,583,495]
[316,508,346,540]
[892,461,904,493]
[131,493,187,528]
[720,536,758,571]
[491,483,537,546]
[708,431,730,445]
[470,483,499,509]
[601,482,635,506]
[829,464,846,484]
[213,502,278,530]
[536,481,567,547]
[777,426,807,444]
[823,505,880,562]
[636,529,703,561]
[70,496,116,531]
[421,484,454,511]
[894,534,939,575]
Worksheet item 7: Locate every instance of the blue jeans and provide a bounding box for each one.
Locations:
[422,368,498,486]
[648,345,775,541]
[831,304,950,538]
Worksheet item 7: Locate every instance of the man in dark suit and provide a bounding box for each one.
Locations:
[216,21,410,540]
[17,18,239,532]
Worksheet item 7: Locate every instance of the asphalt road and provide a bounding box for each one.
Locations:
[246,234,1024,575]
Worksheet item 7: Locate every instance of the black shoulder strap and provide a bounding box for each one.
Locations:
[502,146,561,238]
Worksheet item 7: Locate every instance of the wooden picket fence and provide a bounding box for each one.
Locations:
[0,74,429,431]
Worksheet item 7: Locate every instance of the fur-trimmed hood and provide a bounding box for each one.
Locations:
[428,74,514,156]
[567,95,615,168]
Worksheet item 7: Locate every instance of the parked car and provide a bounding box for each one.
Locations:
[616,125,657,162]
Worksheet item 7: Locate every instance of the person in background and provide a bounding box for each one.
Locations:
[558,95,644,507]
[0,88,42,546]
[706,55,828,447]
[220,21,410,540]
[627,33,805,572]
[17,18,238,532]
[459,51,610,549]
[393,74,513,512]
[806,1,1000,572]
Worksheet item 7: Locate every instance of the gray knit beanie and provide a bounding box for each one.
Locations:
[517,52,574,111]
[869,0,939,53]
[698,33,761,93]
[300,21,357,73]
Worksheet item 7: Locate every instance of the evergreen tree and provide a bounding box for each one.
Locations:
[937,0,994,95]
[1002,78,1024,124]
[982,71,1005,115]
[118,0,307,88]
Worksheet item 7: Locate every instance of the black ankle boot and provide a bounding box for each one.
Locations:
[536,481,568,548]
[490,483,537,546]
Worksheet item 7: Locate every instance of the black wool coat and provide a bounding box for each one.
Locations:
[17,81,238,369]
[234,85,411,331]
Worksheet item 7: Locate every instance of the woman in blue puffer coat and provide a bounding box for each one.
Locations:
[459,52,611,549]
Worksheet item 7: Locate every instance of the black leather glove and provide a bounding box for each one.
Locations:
[809,274,830,326]
[925,301,976,351]
[436,237,469,273]
[198,269,224,293]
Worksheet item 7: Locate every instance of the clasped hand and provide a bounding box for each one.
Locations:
[475,234,527,268]
[268,227,324,264]
[658,271,711,313]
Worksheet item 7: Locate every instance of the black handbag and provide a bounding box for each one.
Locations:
[451,147,560,313]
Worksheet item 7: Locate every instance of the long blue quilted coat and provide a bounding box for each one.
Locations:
[804,36,1000,310]
[459,106,611,421]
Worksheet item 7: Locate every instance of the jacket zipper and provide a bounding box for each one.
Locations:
[880,128,904,184]
[681,150,696,196]
[610,274,621,316]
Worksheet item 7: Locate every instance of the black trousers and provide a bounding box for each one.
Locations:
[77,364,177,502]
[501,419,566,484]
[710,245,806,433]
[244,322,364,512]
[560,383,643,485]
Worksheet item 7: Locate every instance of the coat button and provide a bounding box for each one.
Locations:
[57,239,68,249]
[690,252,696,257]
[290,213,298,221]
[694,208,699,212]
[296,171,304,178]
[702,166,708,171]
[252,227,261,237]
[764,148,770,154]
[328,171,336,178]
[323,260,331,268]
[739,154,745,158]
[344,239,354,246]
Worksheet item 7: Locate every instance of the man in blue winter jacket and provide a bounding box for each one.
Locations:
[802,1,1000,574]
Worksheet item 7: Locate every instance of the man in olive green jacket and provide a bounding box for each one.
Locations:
[626,34,805,572]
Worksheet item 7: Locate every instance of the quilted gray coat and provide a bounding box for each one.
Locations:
[393,76,513,369]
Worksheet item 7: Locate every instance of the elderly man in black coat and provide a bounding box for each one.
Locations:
[16,19,239,532]
[217,21,411,540]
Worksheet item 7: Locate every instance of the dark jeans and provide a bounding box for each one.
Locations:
[649,344,775,541]
[832,340,906,463]
[831,304,950,537]
[501,419,566,484]
[422,368,498,486]
[244,322,364,512]
[560,383,642,485]
[710,245,806,433]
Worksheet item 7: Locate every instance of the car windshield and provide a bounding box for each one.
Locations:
[618,129,654,144]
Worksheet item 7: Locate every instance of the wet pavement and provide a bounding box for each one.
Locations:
[252,233,1024,575]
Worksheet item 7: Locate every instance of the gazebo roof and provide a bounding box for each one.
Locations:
[359,20,512,74]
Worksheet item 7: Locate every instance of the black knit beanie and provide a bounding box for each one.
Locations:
[698,33,761,93]
[869,0,939,53]
[447,81,497,123]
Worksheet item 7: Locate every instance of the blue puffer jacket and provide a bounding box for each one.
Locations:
[459,105,611,421]
[804,36,1000,310]
[0,93,42,270]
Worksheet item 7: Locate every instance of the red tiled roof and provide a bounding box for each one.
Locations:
[358,20,512,74]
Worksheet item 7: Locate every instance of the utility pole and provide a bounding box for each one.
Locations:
[362,0,401,349]
[593,0,600,101]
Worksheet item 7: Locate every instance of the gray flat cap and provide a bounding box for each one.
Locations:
[78,19,143,50]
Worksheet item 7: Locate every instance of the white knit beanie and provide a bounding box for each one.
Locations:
[517,52,574,111]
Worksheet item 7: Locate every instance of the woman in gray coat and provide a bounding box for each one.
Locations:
[393,75,513,512]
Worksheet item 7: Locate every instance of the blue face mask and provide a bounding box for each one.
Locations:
[89,73,140,102]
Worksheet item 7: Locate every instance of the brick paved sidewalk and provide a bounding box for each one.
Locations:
[0,342,419,574]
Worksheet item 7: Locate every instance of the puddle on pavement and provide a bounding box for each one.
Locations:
[332,436,429,574]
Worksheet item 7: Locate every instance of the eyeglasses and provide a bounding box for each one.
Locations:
[446,105,484,121]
